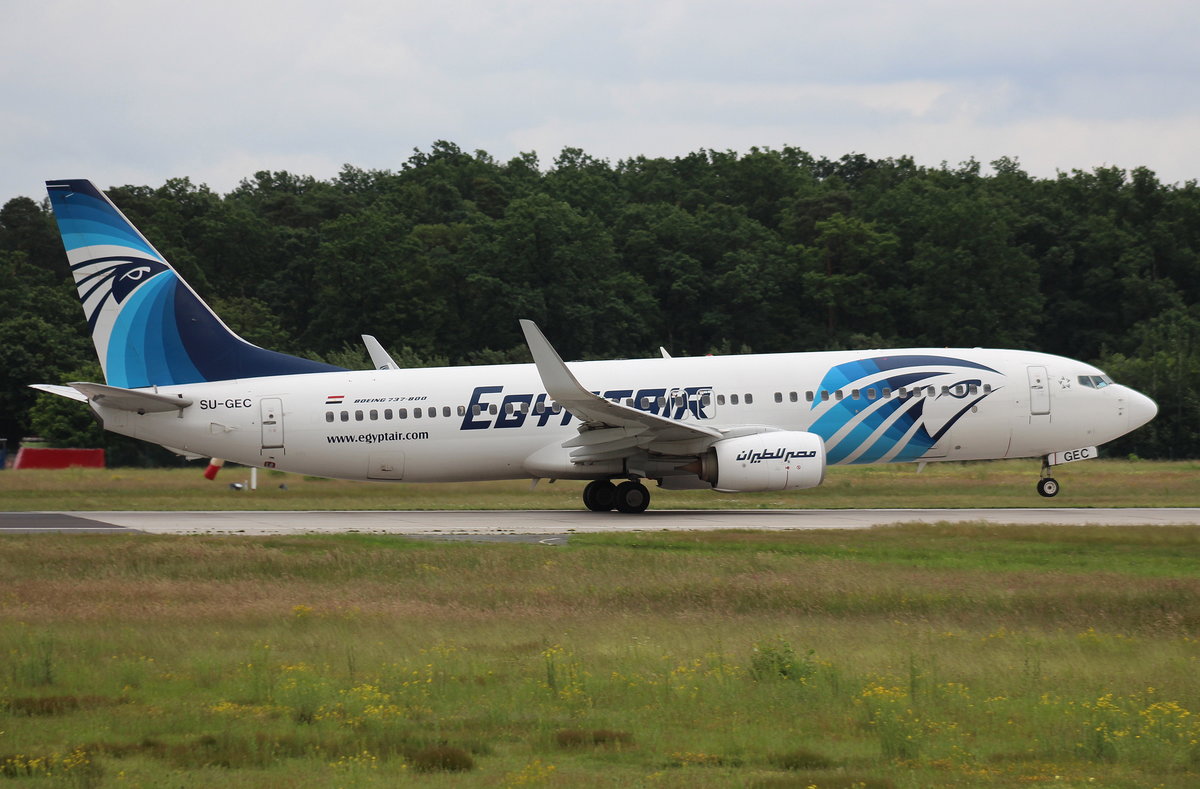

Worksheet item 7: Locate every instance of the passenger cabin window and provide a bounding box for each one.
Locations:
[717,394,726,406]
[325,411,334,422]
[851,389,861,400]
[790,391,798,402]
[774,392,782,403]
[427,407,436,418]
[730,394,739,405]
[700,392,712,407]
[834,390,844,401]
[355,410,364,421]
[443,406,452,417]
[399,408,408,418]
[457,405,466,416]
[820,390,830,401]
[805,391,814,402]
[489,404,498,415]
[385,408,393,419]
[369,409,378,420]
[745,393,754,404]
[340,411,349,422]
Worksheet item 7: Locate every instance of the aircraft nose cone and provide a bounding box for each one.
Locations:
[1126,389,1158,431]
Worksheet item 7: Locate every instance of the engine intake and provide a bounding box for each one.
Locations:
[687,431,826,492]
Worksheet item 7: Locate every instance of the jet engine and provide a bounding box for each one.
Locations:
[686,431,826,492]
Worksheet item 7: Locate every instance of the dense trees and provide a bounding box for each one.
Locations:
[2,143,1196,459]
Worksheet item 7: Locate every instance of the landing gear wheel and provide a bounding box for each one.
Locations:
[614,480,651,514]
[1037,477,1059,498]
[582,480,617,512]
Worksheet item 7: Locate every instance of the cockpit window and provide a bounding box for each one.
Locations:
[1078,375,1114,389]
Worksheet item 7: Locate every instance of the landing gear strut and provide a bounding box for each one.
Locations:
[1037,458,1059,498]
[582,479,651,513]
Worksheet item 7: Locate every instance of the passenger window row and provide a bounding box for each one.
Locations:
[323,382,998,423]
[798,384,991,403]
[325,399,573,423]
[326,405,462,423]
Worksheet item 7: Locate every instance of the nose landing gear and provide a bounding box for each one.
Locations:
[1036,477,1060,497]
[1037,457,1059,498]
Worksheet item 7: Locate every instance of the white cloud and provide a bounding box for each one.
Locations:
[2,0,1198,206]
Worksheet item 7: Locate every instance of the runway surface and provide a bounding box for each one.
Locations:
[2,508,1199,537]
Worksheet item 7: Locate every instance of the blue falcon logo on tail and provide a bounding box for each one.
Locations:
[47,180,344,388]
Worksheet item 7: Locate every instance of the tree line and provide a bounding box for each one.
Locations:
[1,142,1196,462]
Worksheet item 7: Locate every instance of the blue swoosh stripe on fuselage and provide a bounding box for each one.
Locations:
[812,355,999,408]
[825,396,909,464]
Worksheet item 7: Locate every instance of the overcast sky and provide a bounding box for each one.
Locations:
[3,0,1198,205]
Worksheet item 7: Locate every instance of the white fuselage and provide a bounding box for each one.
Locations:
[93,347,1156,484]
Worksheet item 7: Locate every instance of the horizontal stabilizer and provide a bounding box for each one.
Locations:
[29,384,89,403]
[67,381,193,413]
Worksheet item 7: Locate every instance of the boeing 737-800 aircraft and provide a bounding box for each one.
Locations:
[32,180,1157,513]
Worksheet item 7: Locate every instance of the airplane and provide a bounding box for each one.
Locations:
[31,179,1158,513]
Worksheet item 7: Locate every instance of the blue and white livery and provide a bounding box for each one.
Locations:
[33,180,1158,513]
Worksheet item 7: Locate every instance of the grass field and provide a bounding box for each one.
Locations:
[2,458,1199,511]
[1,524,1198,788]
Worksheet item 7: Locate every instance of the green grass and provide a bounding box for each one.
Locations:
[1,526,1198,787]
[2,458,1199,511]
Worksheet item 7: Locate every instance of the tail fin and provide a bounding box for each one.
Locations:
[46,179,344,387]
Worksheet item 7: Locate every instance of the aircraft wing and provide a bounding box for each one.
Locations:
[520,320,721,462]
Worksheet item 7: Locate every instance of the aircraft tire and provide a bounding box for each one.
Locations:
[614,480,651,513]
[583,479,617,512]
[1037,477,1059,497]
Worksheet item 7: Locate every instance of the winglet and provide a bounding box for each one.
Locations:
[519,319,722,442]
[362,335,399,370]
[519,319,590,406]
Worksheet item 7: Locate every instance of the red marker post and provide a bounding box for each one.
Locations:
[203,458,225,480]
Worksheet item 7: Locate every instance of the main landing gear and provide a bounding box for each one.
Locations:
[1037,458,1059,498]
[582,479,651,513]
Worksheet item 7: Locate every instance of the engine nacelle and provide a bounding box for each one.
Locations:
[690,431,826,492]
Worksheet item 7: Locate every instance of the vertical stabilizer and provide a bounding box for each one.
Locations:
[46,180,344,387]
